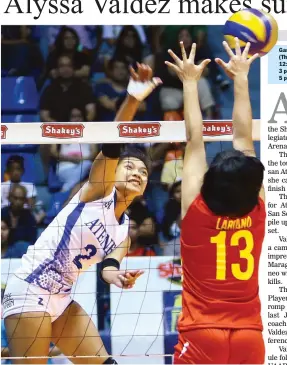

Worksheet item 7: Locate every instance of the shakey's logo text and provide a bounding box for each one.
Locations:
[1,125,8,139]
[41,124,84,139]
[203,122,233,136]
[118,123,161,138]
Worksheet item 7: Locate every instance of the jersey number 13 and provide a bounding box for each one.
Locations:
[211,230,254,281]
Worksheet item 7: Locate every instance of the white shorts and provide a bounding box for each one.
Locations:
[2,275,73,323]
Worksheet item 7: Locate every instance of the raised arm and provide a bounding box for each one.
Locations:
[80,65,161,203]
[215,39,259,155]
[215,39,264,199]
[165,42,211,218]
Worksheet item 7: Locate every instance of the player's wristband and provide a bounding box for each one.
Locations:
[102,144,122,159]
[99,258,120,285]
[127,77,161,102]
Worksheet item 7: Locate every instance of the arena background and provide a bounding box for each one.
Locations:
[1,25,260,364]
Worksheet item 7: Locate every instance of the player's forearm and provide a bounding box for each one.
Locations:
[114,95,140,122]
[233,75,252,140]
[183,80,203,144]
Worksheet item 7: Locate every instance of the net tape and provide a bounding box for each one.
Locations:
[1,120,260,144]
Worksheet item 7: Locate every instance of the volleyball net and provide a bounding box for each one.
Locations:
[1,119,260,144]
[1,119,260,364]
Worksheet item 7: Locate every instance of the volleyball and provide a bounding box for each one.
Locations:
[223,9,278,57]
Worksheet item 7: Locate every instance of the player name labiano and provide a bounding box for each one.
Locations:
[216,216,252,230]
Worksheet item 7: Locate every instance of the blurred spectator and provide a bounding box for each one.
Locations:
[102,25,147,46]
[71,108,86,122]
[161,145,184,188]
[146,143,178,171]
[148,25,207,54]
[50,109,97,192]
[1,185,37,246]
[104,26,144,71]
[1,221,10,258]
[138,216,158,253]
[1,219,27,259]
[40,26,91,88]
[150,25,229,90]
[145,27,216,118]
[2,155,37,209]
[1,26,31,44]
[48,26,97,52]
[143,142,184,224]
[95,58,128,121]
[127,197,158,252]
[176,27,229,89]
[161,181,182,256]
[127,219,156,256]
[50,140,95,191]
[40,55,96,123]
[96,58,158,122]
[158,25,208,50]
[1,26,43,77]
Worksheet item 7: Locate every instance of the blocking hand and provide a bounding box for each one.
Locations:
[165,42,211,82]
[215,38,259,80]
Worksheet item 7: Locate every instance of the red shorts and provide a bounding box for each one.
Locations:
[174,328,265,364]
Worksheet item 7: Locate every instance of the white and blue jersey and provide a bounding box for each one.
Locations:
[15,187,129,295]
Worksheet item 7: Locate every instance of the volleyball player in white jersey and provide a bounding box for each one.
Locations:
[3,64,161,365]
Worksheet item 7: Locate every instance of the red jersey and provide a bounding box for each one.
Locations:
[178,194,266,332]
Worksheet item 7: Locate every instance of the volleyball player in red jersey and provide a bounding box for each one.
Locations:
[165,38,266,364]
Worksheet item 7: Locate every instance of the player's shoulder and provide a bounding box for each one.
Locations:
[78,182,117,205]
[184,194,211,218]
[249,197,266,220]
[258,196,265,208]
